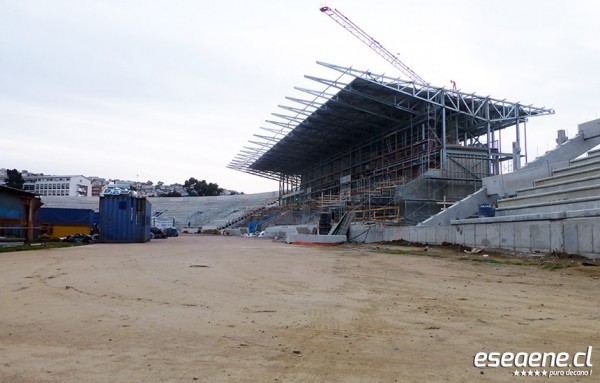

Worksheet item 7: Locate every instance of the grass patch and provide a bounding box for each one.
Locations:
[540,262,571,270]
[364,244,589,272]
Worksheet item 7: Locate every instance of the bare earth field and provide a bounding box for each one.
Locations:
[1,235,599,382]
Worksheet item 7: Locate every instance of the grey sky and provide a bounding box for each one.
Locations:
[1,0,599,193]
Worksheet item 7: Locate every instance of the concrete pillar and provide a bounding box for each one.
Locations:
[515,109,521,169]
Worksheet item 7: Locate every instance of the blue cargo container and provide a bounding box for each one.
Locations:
[99,196,151,243]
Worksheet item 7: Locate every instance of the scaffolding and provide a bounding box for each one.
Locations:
[228,62,554,224]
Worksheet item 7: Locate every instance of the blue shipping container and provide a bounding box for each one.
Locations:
[99,196,151,243]
[40,208,94,226]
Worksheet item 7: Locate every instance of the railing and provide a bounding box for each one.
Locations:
[353,206,401,222]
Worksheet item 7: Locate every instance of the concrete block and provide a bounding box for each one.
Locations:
[499,223,515,250]
[563,222,579,254]
[474,224,495,248]
[483,166,550,197]
[296,226,311,234]
[354,213,598,258]
[565,208,600,219]
[463,225,476,247]
[404,226,418,243]
[578,118,600,139]
[453,225,465,246]
[515,222,532,253]
[425,226,436,244]
[285,234,347,245]
[434,226,449,244]
[384,227,397,243]
[366,226,383,243]
[485,224,501,248]
[572,220,593,254]
[263,225,300,239]
[550,222,564,253]
[452,211,565,225]
[415,227,426,244]
[593,221,600,254]
[531,223,551,252]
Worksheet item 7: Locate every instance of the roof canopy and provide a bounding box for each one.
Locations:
[229,62,554,180]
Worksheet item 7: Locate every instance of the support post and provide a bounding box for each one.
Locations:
[514,107,521,170]
[523,119,528,164]
[486,99,492,174]
[441,95,447,169]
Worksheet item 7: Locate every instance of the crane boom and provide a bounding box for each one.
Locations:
[320,6,427,84]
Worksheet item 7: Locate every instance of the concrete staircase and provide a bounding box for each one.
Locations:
[443,146,600,257]
[420,118,600,226]
[495,149,600,216]
[329,211,353,236]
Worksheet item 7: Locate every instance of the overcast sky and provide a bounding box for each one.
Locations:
[1,0,599,193]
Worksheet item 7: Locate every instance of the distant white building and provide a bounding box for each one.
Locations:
[23,175,92,197]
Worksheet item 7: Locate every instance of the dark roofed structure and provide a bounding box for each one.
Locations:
[229,62,554,223]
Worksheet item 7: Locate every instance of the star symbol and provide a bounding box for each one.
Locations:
[521,370,527,376]
[534,370,541,376]
[528,370,534,376]
[513,369,520,376]
[541,370,547,376]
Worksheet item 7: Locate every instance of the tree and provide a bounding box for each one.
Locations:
[183,177,223,197]
[184,177,199,196]
[160,191,181,197]
[4,169,25,190]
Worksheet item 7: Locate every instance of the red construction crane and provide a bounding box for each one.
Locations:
[320,6,427,84]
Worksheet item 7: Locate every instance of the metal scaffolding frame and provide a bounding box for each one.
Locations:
[228,62,554,220]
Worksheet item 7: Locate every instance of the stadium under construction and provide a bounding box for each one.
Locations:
[37,58,600,257]
[228,61,554,225]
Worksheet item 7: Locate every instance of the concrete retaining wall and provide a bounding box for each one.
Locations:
[349,219,599,259]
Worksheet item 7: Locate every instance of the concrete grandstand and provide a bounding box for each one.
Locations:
[228,62,600,258]
[41,191,279,233]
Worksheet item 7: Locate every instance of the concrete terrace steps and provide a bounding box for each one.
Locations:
[498,146,600,210]
[569,149,600,166]
[552,156,600,176]
[453,207,600,225]
[535,166,600,187]
[585,147,600,157]
[498,183,600,208]
[495,195,600,217]
[411,120,600,257]
[517,174,600,197]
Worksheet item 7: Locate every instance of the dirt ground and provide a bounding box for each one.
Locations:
[1,235,599,382]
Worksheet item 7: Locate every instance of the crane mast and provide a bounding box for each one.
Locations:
[320,6,427,84]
